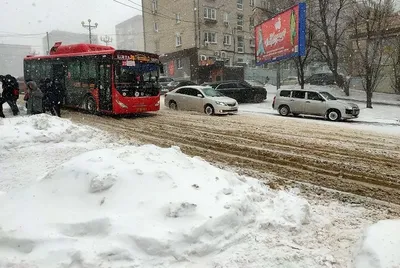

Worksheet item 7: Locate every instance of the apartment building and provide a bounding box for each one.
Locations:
[142,0,274,82]
[115,15,145,51]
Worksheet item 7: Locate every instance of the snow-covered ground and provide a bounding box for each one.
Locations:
[0,113,399,267]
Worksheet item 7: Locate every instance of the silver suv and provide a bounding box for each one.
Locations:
[272,89,360,121]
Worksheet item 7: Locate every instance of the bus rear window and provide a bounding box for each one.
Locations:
[280,90,291,97]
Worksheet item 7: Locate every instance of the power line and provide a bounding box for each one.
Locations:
[113,0,195,23]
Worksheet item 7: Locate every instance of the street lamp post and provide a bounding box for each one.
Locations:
[100,35,113,46]
[81,19,98,44]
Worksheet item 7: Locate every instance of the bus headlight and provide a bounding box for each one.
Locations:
[116,99,128,109]
[155,100,160,106]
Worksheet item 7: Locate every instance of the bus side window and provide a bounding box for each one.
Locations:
[87,57,97,85]
[68,61,81,86]
[81,60,89,88]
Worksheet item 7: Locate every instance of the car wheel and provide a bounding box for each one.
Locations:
[327,109,341,121]
[204,104,214,115]
[278,105,290,116]
[86,96,97,114]
[169,101,178,110]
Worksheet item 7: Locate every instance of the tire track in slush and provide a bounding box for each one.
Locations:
[65,110,400,204]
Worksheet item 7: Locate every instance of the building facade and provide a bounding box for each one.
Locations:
[115,15,145,51]
[0,44,32,77]
[142,0,275,82]
[42,30,98,55]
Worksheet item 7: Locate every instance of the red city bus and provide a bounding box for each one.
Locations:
[23,42,163,114]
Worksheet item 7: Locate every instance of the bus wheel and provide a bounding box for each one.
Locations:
[86,96,97,114]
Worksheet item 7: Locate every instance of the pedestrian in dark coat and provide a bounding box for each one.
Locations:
[47,78,63,117]
[0,74,20,117]
[26,81,44,115]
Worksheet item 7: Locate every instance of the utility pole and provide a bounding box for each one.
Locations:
[81,19,98,44]
[46,32,50,55]
[100,35,113,46]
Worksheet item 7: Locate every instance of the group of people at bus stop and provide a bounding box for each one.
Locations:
[0,74,63,118]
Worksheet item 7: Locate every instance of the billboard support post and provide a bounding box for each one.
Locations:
[277,62,281,90]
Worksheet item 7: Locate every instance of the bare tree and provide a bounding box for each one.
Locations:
[351,0,394,108]
[309,0,353,95]
[387,36,400,94]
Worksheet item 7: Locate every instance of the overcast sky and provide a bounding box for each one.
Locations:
[0,0,142,53]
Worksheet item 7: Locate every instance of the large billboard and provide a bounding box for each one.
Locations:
[255,3,306,65]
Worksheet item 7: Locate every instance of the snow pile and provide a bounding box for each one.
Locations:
[354,220,400,268]
[0,114,104,150]
[0,114,111,191]
[0,144,311,267]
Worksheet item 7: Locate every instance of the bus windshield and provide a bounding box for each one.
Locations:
[115,63,160,85]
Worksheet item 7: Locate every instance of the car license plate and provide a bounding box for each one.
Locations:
[137,107,147,112]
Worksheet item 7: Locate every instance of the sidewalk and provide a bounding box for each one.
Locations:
[330,88,400,107]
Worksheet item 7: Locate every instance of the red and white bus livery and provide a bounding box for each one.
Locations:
[24,42,163,115]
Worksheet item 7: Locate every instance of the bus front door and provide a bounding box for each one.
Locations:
[98,64,112,111]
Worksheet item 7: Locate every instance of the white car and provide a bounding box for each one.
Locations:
[164,86,238,115]
[272,89,360,121]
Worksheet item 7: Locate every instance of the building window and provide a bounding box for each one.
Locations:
[223,35,232,45]
[237,36,244,53]
[261,0,270,9]
[152,0,158,13]
[250,17,254,27]
[176,33,182,47]
[250,38,255,47]
[237,58,244,63]
[204,7,217,20]
[177,58,182,69]
[237,0,243,9]
[154,22,159,32]
[176,13,181,24]
[250,0,255,6]
[223,12,229,22]
[237,14,244,30]
[204,32,217,43]
[155,40,160,52]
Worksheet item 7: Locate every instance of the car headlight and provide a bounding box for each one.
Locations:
[215,101,227,106]
[345,106,352,110]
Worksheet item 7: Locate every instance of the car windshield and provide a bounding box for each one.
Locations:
[202,87,224,97]
[319,91,337,100]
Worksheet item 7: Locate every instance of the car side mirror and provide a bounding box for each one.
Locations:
[197,94,203,98]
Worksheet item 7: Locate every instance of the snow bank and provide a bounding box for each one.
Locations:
[0,144,311,267]
[354,220,400,268]
[0,114,103,150]
[0,114,111,191]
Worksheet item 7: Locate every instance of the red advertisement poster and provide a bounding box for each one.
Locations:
[168,60,175,76]
[255,3,306,64]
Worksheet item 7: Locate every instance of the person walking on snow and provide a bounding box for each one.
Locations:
[47,78,63,117]
[26,81,44,115]
[0,74,20,117]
